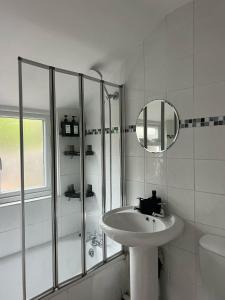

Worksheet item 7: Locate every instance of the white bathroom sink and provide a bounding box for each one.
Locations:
[100,206,184,247]
[100,206,183,300]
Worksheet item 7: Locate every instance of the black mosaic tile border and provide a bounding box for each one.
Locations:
[125,125,136,133]
[85,126,119,135]
[84,115,225,135]
[125,115,225,132]
[180,116,225,128]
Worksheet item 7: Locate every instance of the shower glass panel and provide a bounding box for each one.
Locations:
[83,78,103,270]
[18,58,124,300]
[22,63,53,299]
[0,114,22,300]
[104,84,122,257]
[55,71,82,283]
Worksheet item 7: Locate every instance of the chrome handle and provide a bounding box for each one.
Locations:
[158,202,167,206]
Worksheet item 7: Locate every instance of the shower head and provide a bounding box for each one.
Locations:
[108,91,119,101]
[89,66,119,101]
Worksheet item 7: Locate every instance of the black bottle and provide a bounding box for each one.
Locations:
[61,115,71,136]
[71,116,79,137]
[135,190,161,215]
[149,190,161,214]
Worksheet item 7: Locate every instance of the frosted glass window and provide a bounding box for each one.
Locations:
[0,116,46,195]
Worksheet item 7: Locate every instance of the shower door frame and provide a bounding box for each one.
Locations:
[18,57,125,300]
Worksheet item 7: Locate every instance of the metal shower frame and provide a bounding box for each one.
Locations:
[18,57,125,300]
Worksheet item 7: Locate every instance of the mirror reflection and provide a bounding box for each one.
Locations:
[136,100,179,152]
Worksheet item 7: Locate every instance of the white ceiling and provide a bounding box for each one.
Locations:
[0,0,191,108]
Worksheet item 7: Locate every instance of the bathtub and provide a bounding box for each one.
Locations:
[0,234,121,300]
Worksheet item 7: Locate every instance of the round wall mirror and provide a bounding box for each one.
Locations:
[136,100,179,153]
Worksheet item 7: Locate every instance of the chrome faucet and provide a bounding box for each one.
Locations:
[152,202,167,218]
[86,232,103,248]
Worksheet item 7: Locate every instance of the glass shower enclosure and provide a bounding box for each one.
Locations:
[17,57,124,300]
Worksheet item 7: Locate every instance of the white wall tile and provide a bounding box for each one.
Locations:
[168,187,194,221]
[166,2,194,31]
[111,134,120,156]
[195,126,225,160]
[195,0,225,51]
[194,81,225,117]
[167,56,193,92]
[195,0,225,20]
[126,156,145,182]
[61,213,81,236]
[195,160,225,194]
[167,128,193,159]
[170,221,196,253]
[25,221,52,248]
[195,45,225,87]
[196,284,212,300]
[167,158,194,189]
[144,21,167,99]
[163,281,196,300]
[0,204,20,233]
[195,0,225,87]
[167,87,194,120]
[126,180,145,206]
[195,191,225,229]
[165,246,196,288]
[145,157,167,185]
[125,44,144,91]
[0,228,21,257]
[125,132,144,157]
[61,197,81,216]
[25,198,51,225]
[125,88,145,126]
[166,2,193,60]
[195,10,225,52]
[145,57,167,100]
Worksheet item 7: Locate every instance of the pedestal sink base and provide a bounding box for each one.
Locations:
[130,247,158,300]
[100,207,184,300]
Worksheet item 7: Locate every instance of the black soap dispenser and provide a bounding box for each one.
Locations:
[135,190,162,215]
[61,115,71,136]
[71,116,79,137]
[149,190,161,214]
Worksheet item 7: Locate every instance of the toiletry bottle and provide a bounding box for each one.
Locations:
[150,190,161,214]
[61,115,71,136]
[71,116,79,137]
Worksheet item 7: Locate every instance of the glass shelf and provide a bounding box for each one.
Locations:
[64,191,95,199]
[64,151,94,157]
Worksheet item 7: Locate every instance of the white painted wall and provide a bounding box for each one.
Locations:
[123,0,225,299]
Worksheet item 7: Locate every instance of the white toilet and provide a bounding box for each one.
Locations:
[199,234,225,299]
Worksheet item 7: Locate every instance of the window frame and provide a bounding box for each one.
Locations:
[0,106,51,204]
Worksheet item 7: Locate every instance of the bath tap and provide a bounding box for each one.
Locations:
[86,232,103,248]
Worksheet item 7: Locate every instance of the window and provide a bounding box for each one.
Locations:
[0,110,50,202]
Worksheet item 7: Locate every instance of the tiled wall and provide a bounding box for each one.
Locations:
[123,0,225,299]
[58,108,82,238]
